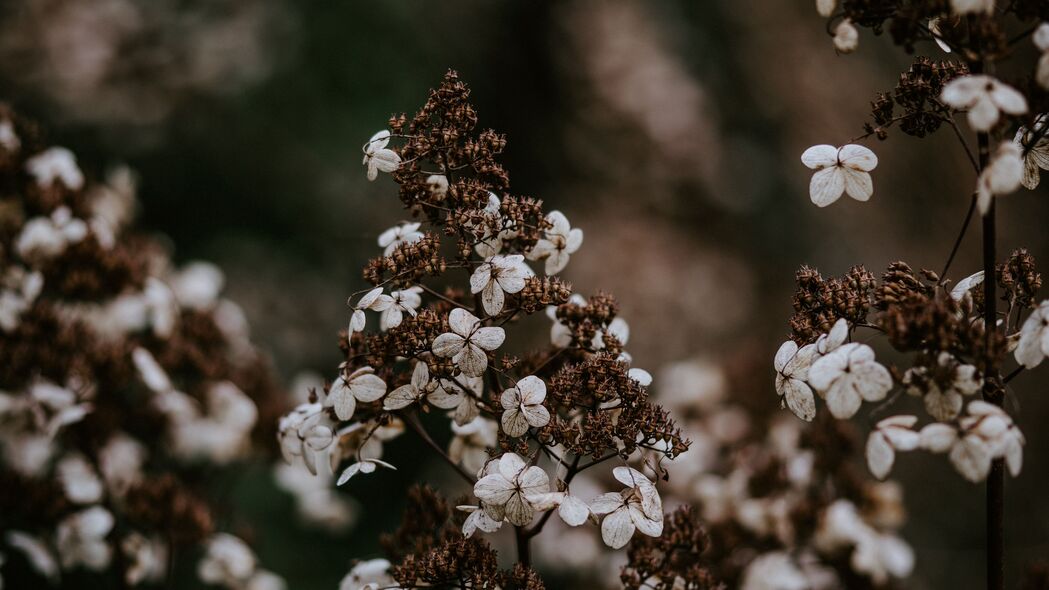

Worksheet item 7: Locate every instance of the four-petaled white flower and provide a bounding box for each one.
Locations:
[948,0,994,16]
[774,340,818,421]
[473,452,550,526]
[902,352,980,421]
[426,174,449,198]
[325,367,387,420]
[499,376,551,437]
[336,458,396,486]
[470,254,532,316]
[1016,118,1049,190]
[809,342,892,419]
[278,402,337,475]
[56,506,115,571]
[833,20,859,54]
[801,144,878,207]
[946,401,1025,482]
[940,75,1028,132]
[589,467,663,549]
[1016,300,1049,368]
[378,222,423,256]
[362,131,400,181]
[527,211,583,275]
[976,141,1024,215]
[432,308,506,377]
[349,287,393,333]
[56,454,104,504]
[865,415,920,480]
[457,504,503,537]
[380,287,422,331]
[383,361,438,410]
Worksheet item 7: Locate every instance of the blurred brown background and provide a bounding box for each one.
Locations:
[1,0,1047,587]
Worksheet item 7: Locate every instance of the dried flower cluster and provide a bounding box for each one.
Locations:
[277,71,699,589]
[0,106,287,589]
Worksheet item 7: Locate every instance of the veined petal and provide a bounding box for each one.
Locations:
[801,144,839,169]
[601,508,636,549]
[838,144,878,171]
[810,167,845,207]
[841,169,874,202]
[471,327,506,351]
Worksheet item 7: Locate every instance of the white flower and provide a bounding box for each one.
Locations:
[1015,299,1049,368]
[0,269,43,332]
[941,75,1028,132]
[15,206,88,263]
[950,270,984,300]
[5,531,58,582]
[527,211,583,275]
[589,467,663,549]
[383,360,438,410]
[325,367,387,421]
[833,20,859,53]
[380,287,423,330]
[198,534,256,587]
[808,342,892,419]
[474,193,516,258]
[0,118,19,152]
[902,353,980,421]
[774,340,817,421]
[432,308,505,377]
[815,317,850,355]
[349,287,393,333]
[278,402,337,475]
[56,454,104,504]
[976,141,1024,215]
[470,254,532,315]
[473,452,550,526]
[457,504,504,537]
[740,551,808,590]
[426,174,449,198]
[918,422,959,453]
[525,489,590,527]
[122,533,167,586]
[950,401,1024,481]
[815,0,836,17]
[362,130,400,181]
[851,531,915,584]
[865,415,920,480]
[171,261,224,311]
[427,375,483,425]
[1037,25,1049,89]
[949,0,994,15]
[449,417,499,474]
[57,506,115,571]
[26,147,84,190]
[1016,119,1049,189]
[378,222,423,256]
[800,144,878,207]
[339,558,397,590]
[273,463,355,531]
[336,458,396,486]
[499,376,551,437]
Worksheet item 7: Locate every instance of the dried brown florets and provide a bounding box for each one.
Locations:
[554,292,622,350]
[789,265,875,343]
[880,292,1004,366]
[873,261,934,310]
[123,474,215,545]
[515,276,572,314]
[380,484,457,563]
[621,506,724,590]
[363,232,446,287]
[998,248,1041,309]
[868,57,969,138]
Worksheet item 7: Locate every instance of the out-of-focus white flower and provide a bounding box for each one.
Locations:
[833,20,859,53]
[56,506,115,571]
[0,269,43,332]
[197,534,256,587]
[168,381,258,464]
[449,417,498,474]
[432,308,505,377]
[473,452,550,526]
[98,434,146,497]
[380,287,423,331]
[949,401,1024,481]
[740,551,808,590]
[815,0,836,17]
[5,531,59,582]
[902,352,980,421]
[470,254,532,316]
[941,75,1027,132]
[949,0,994,15]
[0,119,19,152]
[349,287,393,333]
[383,361,438,411]
[774,340,817,421]
[458,504,504,537]
[339,558,397,590]
[378,222,423,256]
[851,529,915,584]
[976,141,1024,215]
[362,131,400,181]
[26,147,84,190]
[865,415,920,479]
[122,533,167,586]
[15,207,88,263]
[809,343,892,419]
[950,270,984,300]
[336,458,396,486]
[171,262,224,311]
[325,367,387,421]
[1016,119,1049,189]
[1015,300,1049,368]
[527,211,583,275]
[499,376,551,437]
[56,454,104,504]
[589,467,663,549]
[246,570,286,590]
[800,144,878,207]
[426,174,449,198]
[919,422,959,453]
[1035,25,1049,89]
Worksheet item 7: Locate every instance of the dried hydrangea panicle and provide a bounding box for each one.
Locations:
[976,141,1024,215]
[940,74,1028,132]
[800,144,877,207]
[808,342,892,418]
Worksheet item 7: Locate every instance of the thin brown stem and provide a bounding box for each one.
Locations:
[401,412,476,485]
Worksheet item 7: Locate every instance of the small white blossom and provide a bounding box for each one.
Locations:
[449,417,499,474]
[774,340,818,421]
[198,534,256,587]
[741,551,808,590]
[98,434,145,496]
[336,458,396,486]
[457,504,504,537]
[949,0,994,15]
[431,308,505,377]
[976,141,1024,215]
[815,0,836,17]
[589,467,663,549]
[426,174,449,198]
[339,558,397,590]
[525,489,590,527]
[919,422,959,453]
[815,318,850,355]
[470,254,532,315]
[809,343,892,419]
[800,144,878,207]
[1015,299,1049,368]
[5,531,58,582]
[325,367,387,421]
[902,352,980,421]
[473,452,550,526]
[122,533,167,586]
[0,119,19,152]
[15,206,88,263]
[362,130,400,181]
[941,75,1028,132]
[26,147,84,190]
[349,287,393,333]
[383,360,438,411]
[527,211,583,275]
[171,261,225,311]
[57,506,115,571]
[278,402,338,475]
[56,454,104,504]
[0,269,43,332]
[865,415,920,480]
[1016,119,1049,189]
[950,401,1024,481]
[499,376,551,437]
[833,20,859,53]
[380,286,423,330]
[377,222,423,256]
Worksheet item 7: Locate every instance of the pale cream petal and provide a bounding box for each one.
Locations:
[866,432,896,480]
[809,167,845,207]
[481,281,503,316]
[800,144,839,169]
[601,508,636,549]
[383,384,420,411]
[500,408,529,437]
[838,144,878,171]
[589,493,625,515]
[558,495,590,526]
[824,381,862,419]
[782,379,816,422]
[456,344,489,377]
[919,423,958,453]
[431,333,465,358]
[842,169,874,202]
[350,374,387,403]
[471,327,506,351]
[470,265,491,295]
[449,308,479,336]
[949,436,993,482]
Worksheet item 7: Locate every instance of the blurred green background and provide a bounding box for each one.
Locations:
[2,0,1048,587]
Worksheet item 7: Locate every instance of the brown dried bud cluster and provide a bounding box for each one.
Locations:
[516,276,572,314]
[363,233,446,287]
[124,475,215,545]
[881,292,1003,366]
[621,506,723,590]
[868,57,968,139]
[789,265,875,344]
[873,261,935,310]
[554,292,621,350]
[998,248,1041,310]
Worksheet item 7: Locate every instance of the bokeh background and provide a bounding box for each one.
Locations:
[2,0,1048,587]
